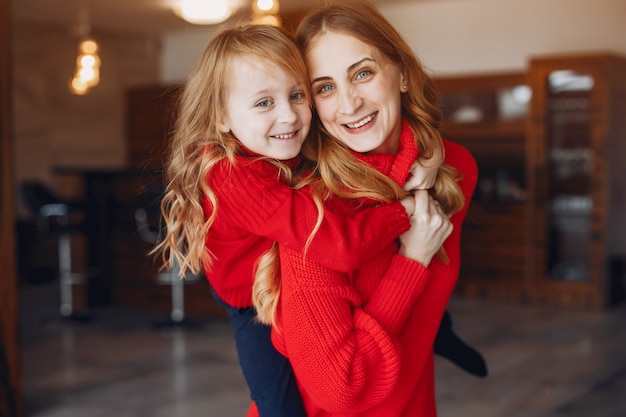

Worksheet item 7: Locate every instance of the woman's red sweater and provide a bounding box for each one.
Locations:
[248,124,477,417]
[201,154,411,308]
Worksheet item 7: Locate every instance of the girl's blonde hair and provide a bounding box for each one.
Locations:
[253,1,466,325]
[154,25,317,285]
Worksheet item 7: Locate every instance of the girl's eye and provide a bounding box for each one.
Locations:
[256,99,272,108]
[290,91,305,101]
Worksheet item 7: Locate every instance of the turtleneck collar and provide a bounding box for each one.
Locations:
[203,142,302,169]
[352,120,419,186]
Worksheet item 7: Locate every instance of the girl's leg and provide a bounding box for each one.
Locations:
[212,291,306,417]
[434,309,488,378]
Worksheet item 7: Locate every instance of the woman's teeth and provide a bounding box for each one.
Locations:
[346,113,375,129]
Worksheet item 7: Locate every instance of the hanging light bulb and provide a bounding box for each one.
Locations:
[79,39,99,55]
[69,77,89,95]
[69,37,101,95]
[175,0,233,25]
[251,0,280,27]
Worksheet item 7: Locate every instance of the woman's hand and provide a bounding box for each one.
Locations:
[397,190,452,266]
[404,147,443,191]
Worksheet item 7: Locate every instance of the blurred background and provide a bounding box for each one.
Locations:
[2,0,626,416]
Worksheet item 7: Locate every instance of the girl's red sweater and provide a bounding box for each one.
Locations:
[247,124,477,417]
[201,154,411,309]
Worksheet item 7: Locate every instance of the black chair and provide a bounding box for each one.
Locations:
[20,181,88,319]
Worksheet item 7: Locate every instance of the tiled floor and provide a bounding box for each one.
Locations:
[20,282,626,417]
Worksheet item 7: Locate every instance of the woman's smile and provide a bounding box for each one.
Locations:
[344,112,378,130]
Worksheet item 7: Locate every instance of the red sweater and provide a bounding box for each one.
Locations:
[201,154,411,308]
[248,126,477,417]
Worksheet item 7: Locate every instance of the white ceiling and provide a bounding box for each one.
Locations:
[12,0,419,36]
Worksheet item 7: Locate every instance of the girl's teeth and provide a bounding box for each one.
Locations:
[274,132,295,139]
[346,114,374,129]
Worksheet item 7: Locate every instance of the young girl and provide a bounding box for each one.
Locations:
[155,24,441,417]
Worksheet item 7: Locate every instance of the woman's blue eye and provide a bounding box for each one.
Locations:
[257,99,271,108]
[291,92,304,100]
[356,70,371,79]
[318,84,333,94]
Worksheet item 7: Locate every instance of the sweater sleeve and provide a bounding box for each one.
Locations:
[360,253,432,336]
[275,243,430,414]
[362,141,477,335]
[208,158,410,272]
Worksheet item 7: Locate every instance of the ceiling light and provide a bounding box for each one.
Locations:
[251,0,280,27]
[252,0,279,15]
[176,0,233,25]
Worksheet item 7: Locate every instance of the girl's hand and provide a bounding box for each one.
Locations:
[397,190,452,267]
[399,194,416,218]
[404,147,443,191]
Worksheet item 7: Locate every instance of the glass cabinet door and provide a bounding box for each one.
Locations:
[434,72,529,301]
[545,70,594,281]
[527,53,624,308]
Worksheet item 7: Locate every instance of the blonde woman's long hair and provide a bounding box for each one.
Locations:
[154,25,318,287]
[253,1,465,325]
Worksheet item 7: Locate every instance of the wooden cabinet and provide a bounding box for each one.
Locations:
[125,85,181,170]
[526,53,626,309]
[436,53,626,310]
[435,72,531,303]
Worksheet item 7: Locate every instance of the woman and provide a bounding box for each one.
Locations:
[249,2,479,416]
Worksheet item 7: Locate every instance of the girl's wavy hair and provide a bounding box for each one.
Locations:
[153,24,320,288]
[253,1,466,325]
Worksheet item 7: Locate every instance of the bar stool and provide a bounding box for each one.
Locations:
[20,181,88,318]
[134,187,200,324]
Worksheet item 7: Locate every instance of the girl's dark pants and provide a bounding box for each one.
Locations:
[212,290,306,417]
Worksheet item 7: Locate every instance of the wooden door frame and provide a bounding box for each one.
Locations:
[0,0,23,414]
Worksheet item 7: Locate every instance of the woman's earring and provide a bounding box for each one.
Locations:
[402,84,408,92]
